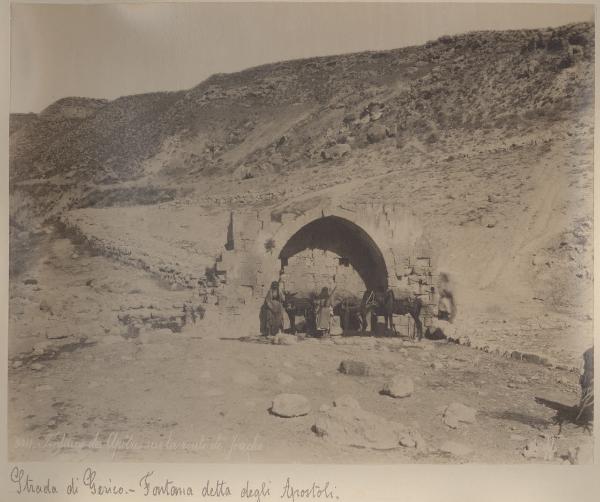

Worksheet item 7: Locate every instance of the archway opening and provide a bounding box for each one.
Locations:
[278,216,388,297]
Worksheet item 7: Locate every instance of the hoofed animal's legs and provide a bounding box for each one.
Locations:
[360,310,368,333]
[388,315,397,336]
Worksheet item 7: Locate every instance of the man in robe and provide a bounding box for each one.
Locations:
[315,285,336,336]
[260,281,285,336]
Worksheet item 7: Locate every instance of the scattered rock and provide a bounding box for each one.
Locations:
[39,300,53,314]
[313,403,410,449]
[382,375,414,398]
[522,435,557,461]
[366,123,389,143]
[333,395,360,409]
[30,363,45,371]
[35,384,53,392]
[154,328,175,337]
[270,393,311,418]
[46,332,68,340]
[439,441,473,457]
[32,341,54,356]
[321,143,351,161]
[272,333,298,345]
[520,352,552,366]
[23,278,38,285]
[338,360,370,376]
[12,360,23,369]
[458,336,471,346]
[399,429,428,452]
[481,215,497,228]
[442,402,477,428]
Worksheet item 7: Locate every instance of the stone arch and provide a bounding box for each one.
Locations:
[225,201,432,300]
[266,206,399,293]
[278,215,388,290]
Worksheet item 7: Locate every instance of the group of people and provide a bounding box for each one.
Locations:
[259,271,456,337]
[259,277,336,337]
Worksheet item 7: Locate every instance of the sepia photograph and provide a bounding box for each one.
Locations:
[6,0,595,469]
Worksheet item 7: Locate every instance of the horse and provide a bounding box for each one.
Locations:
[360,289,423,340]
[283,292,316,334]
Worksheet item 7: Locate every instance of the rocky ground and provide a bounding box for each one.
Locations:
[7,232,593,464]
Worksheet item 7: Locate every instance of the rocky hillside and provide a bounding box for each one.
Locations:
[10,22,593,191]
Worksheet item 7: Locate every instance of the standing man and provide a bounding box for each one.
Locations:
[315,283,336,337]
[260,281,285,336]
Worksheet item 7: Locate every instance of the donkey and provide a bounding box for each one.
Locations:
[283,292,316,334]
[360,289,423,340]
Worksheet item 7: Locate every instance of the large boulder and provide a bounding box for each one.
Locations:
[270,393,311,418]
[313,402,424,451]
[382,376,414,398]
[442,402,477,428]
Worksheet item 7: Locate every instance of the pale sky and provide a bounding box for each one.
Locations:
[10,2,595,113]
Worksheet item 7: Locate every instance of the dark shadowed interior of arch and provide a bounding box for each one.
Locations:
[278,216,388,291]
